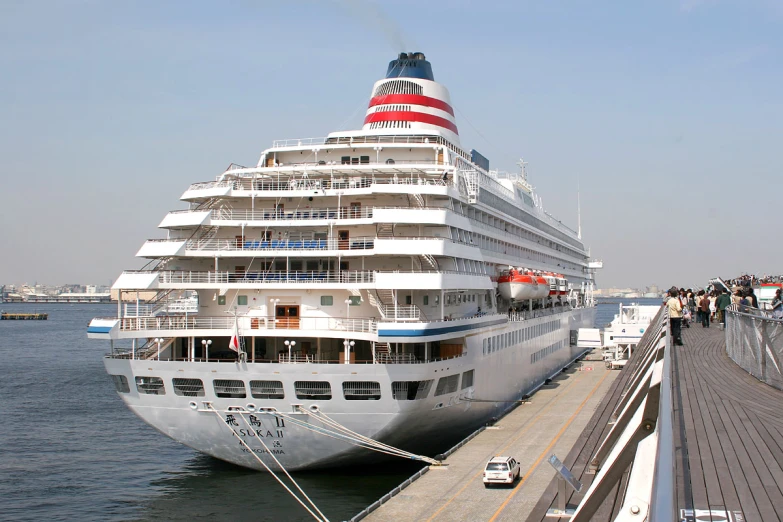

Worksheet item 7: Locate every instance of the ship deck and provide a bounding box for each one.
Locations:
[524,323,783,521]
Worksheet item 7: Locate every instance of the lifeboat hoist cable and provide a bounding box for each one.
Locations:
[207,404,330,522]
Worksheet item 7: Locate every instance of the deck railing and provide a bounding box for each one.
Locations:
[158,270,376,285]
[186,174,448,193]
[119,315,377,334]
[725,305,783,391]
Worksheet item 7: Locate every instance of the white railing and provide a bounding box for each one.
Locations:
[186,174,449,193]
[271,137,328,147]
[377,304,423,321]
[184,236,377,252]
[158,270,376,285]
[278,353,321,364]
[119,315,378,334]
[211,206,374,221]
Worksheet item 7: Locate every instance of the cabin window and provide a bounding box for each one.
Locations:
[341,156,350,164]
[250,380,284,399]
[110,375,130,393]
[392,380,433,400]
[360,156,370,164]
[461,370,474,389]
[435,374,460,396]
[435,294,440,305]
[213,379,246,398]
[172,378,205,397]
[295,381,332,400]
[348,296,361,306]
[343,381,381,400]
[423,295,429,306]
[135,376,165,395]
[405,295,412,305]
[237,295,248,306]
[218,295,226,305]
[321,295,334,306]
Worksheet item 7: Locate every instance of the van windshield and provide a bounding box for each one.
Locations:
[486,463,508,471]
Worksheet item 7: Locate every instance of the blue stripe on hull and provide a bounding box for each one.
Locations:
[379,318,507,337]
[87,326,112,333]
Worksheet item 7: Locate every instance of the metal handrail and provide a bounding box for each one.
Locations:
[119,315,378,334]
[725,305,783,390]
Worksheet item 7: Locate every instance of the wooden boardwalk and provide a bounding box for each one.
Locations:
[526,322,783,522]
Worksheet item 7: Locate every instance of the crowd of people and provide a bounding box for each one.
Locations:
[722,273,783,287]
[663,285,783,346]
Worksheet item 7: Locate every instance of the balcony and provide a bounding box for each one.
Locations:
[209,206,373,222]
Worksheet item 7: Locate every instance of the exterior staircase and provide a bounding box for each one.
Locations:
[373,342,390,363]
[377,223,394,238]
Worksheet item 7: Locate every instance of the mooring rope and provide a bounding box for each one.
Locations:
[236,412,329,522]
[206,405,327,522]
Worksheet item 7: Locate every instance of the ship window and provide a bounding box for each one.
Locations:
[360,156,370,164]
[250,380,284,399]
[237,295,248,306]
[392,380,433,400]
[172,378,205,397]
[343,381,381,400]
[405,295,412,305]
[461,370,474,389]
[218,295,226,305]
[213,379,246,398]
[295,381,332,400]
[348,296,361,306]
[135,376,165,395]
[385,159,395,164]
[423,295,429,306]
[435,294,440,305]
[435,374,460,396]
[341,156,350,165]
[110,374,130,393]
[321,295,334,306]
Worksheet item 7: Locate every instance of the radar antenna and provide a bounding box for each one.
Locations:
[516,158,528,182]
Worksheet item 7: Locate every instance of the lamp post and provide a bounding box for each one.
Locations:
[201,339,212,362]
[154,337,164,361]
[284,340,296,363]
[343,339,355,365]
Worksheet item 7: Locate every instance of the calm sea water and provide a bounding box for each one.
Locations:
[0,299,656,521]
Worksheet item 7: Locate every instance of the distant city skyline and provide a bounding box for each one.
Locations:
[1,1,781,288]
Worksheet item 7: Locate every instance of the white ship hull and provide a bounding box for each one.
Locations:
[104,307,594,471]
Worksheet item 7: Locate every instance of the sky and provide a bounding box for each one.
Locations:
[0,0,781,290]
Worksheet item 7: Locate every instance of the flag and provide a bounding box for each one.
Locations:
[229,319,240,353]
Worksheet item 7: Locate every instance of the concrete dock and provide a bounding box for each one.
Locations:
[364,351,618,522]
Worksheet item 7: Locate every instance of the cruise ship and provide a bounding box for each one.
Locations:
[88,52,602,471]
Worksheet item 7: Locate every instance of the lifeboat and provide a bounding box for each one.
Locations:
[498,268,539,300]
[542,272,558,296]
[555,275,568,295]
[532,274,550,299]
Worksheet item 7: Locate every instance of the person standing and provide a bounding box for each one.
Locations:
[667,289,684,346]
[699,292,711,328]
[771,289,783,320]
[748,287,758,309]
[716,289,731,324]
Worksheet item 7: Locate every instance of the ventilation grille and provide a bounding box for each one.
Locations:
[342,381,381,401]
[294,381,332,400]
[110,374,130,394]
[172,378,205,397]
[213,379,246,398]
[392,380,433,400]
[135,376,165,395]
[373,79,423,96]
[435,374,460,396]
[250,380,284,400]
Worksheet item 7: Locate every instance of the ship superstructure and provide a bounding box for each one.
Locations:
[89,53,600,471]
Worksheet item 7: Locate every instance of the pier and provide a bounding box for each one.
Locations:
[0,312,48,320]
[352,306,783,522]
